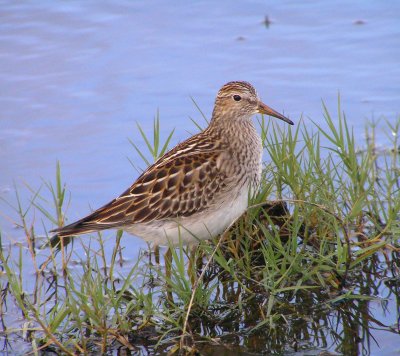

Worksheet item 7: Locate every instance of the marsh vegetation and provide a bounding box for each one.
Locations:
[1,106,399,354]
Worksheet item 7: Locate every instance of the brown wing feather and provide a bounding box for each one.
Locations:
[92,150,227,224]
[50,132,229,239]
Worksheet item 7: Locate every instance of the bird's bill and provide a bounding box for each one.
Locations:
[257,102,294,125]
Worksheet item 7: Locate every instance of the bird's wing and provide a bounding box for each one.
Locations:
[50,135,231,238]
[95,151,228,223]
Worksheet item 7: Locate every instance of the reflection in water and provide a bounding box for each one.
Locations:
[190,251,400,355]
[0,236,398,355]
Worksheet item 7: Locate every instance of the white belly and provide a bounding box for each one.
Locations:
[124,185,249,246]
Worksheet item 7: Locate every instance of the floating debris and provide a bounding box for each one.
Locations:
[263,15,272,28]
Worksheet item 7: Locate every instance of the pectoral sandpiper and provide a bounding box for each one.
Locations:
[49,81,293,247]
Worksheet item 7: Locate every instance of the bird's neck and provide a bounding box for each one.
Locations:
[207,112,263,191]
[209,113,256,136]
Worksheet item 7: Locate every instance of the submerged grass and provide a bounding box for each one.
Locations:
[0,103,399,354]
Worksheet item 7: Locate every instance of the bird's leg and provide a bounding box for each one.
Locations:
[188,245,197,285]
[154,245,160,265]
[164,248,173,303]
[187,243,205,285]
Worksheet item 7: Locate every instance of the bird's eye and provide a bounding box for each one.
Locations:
[233,95,241,101]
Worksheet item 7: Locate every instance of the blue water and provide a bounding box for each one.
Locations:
[0,1,399,353]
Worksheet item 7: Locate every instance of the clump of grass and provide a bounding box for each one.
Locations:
[0,105,399,354]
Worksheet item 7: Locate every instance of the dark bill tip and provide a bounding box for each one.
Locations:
[258,102,294,125]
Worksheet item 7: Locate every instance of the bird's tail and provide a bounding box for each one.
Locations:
[45,223,96,249]
[44,195,129,249]
[44,215,117,249]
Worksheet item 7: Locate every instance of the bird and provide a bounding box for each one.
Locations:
[49,81,294,248]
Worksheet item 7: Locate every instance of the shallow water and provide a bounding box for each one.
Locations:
[1,1,399,233]
[0,1,400,354]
